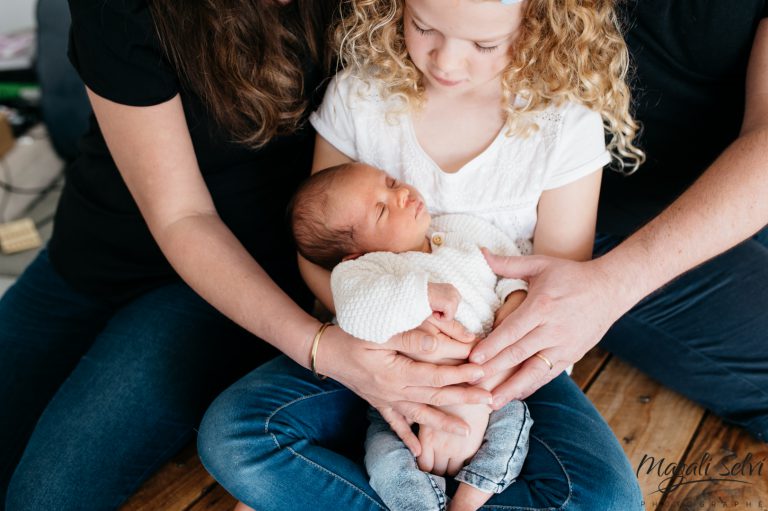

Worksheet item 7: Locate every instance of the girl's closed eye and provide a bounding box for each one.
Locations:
[410,19,433,36]
[474,43,498,53]
[411,17,496,53]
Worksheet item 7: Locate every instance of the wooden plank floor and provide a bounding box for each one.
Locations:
[122,351,767,511]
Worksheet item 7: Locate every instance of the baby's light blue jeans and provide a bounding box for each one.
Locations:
[365,401,532,511]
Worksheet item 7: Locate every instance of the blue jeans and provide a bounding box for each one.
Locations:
[0,250,276,510]
[595,227,768,441]
[198,356,643,510]
[364,400,531,511]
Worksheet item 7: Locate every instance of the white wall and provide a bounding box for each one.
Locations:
[1,0,36,34]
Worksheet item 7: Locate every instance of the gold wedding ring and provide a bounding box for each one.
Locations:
[534,352,553,371]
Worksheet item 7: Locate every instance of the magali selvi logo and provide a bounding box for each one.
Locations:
[636,451,765,495]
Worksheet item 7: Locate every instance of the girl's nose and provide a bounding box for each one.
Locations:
[432,40,462,75]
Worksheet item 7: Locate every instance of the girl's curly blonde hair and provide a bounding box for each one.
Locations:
[335,0,645,173]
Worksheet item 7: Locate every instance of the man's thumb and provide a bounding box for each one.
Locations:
[480,248,545,279]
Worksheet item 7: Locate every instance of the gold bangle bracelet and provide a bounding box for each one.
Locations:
[310,322,332,380]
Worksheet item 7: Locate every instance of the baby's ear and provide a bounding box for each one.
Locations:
[342,252,363,262]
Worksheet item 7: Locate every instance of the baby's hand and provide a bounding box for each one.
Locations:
[427,282,462,321]
[493,290,527,329]
[417,403,491,476]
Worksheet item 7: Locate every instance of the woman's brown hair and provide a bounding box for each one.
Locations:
[148,0,337,148]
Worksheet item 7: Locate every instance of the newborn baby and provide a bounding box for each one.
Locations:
[291,162,532,511]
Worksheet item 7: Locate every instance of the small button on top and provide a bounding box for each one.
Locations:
[431,234,443,246]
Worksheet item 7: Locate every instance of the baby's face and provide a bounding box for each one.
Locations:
[328,164,432,255]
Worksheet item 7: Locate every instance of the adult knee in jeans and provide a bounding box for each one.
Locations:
[197,385,277,502]
[588,454,644,511]
[197,373,322,504]
[198,370,371,510]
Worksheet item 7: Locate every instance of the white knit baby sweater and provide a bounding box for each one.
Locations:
[331,214,528,343]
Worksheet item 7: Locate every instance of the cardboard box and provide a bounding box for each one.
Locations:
[0,114,13,158]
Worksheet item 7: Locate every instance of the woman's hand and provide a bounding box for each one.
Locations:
[471,250,633,409]
[316,316,491,456]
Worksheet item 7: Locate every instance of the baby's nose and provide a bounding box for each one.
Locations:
[397,187,410,207]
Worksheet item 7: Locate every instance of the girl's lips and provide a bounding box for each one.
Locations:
[430,72,462,87]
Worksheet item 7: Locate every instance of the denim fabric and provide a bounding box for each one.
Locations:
[364,400,531,511]
[595,226,768,441]
[0,250,274,511]
[455,400,531,493]
[365,408,448,511]
[199,355,642,510]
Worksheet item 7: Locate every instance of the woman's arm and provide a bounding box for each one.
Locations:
[90,91,488,453]
[87,88,321,363]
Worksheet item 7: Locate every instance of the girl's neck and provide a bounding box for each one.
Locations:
[412,81,507,174]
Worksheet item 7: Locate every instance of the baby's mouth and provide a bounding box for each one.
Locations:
[414,200,424,218]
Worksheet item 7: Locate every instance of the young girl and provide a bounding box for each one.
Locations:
[199,1,645,509]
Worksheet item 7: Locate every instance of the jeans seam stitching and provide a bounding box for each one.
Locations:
[480,433,572,511]
[263,387,385,509]
[285,445,386,510]
[460,402,531,493]
[263,387,349,445]
[422,472,447,510]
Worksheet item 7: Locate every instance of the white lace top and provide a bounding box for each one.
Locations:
[310,71,611,253]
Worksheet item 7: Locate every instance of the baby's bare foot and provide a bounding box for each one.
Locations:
[448,482,493,511]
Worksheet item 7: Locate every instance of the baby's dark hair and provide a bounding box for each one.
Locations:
[289,163,360,270]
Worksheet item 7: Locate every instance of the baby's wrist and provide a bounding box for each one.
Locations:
[503,289,527,303]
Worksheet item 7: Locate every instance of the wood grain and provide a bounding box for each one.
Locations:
[585,358,706,510]
[570,347,610,391]
[185,484,237,511]
[120,444,218,511]
[657,414,768,511]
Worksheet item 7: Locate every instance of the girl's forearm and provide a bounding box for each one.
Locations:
[298,254,335,314]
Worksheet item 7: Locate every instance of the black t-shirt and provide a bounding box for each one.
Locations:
[598,0,768,235]
[51,0,324,303]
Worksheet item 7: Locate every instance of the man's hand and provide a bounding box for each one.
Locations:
[472,250,635,408]
[493,290,527,329]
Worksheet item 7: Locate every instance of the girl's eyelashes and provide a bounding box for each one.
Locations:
[410,19,433,36]
[410,18,498,53]
[474,43,499,53]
